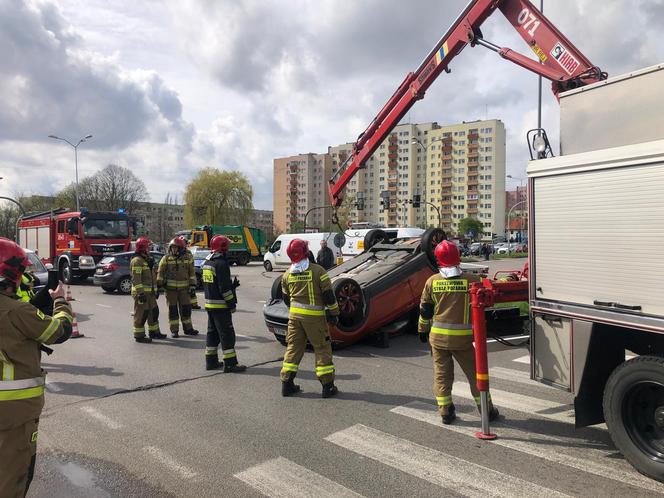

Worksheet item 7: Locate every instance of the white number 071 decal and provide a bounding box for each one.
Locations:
[517,8,541,37]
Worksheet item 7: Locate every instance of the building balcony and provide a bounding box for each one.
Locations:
[388,145,398,152]
[468,167,478,173]
[467,179,479,186]
[467,208,479,214]
[388,153,398,160]
[442,154,453,161]
[389,135,398,143]
[440,200,452,207]
[441,182,453,189]
[467,160,479,167]
[388,186,397,192]
[440,208,452,216]
[442,145,453,153]
[441,175,453,182]
[468,132,479,140]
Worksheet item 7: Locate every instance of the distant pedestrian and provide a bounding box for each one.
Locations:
[482,243,490,261]
[307,250,316,264]
[316,240,335,270]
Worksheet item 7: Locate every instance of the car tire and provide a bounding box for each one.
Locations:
[274,335,288,346]
[59,260,72,285]
[421,228,447,268]
[333,277,366,332]
[270,275,283,301]
[101,285,115,293]
[603,355,664,483]
[264,260,273,272]
[364,229,387,251]
[237,253,250,266]
[117,276,133,295]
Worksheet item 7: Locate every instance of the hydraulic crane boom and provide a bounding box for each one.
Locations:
[328,0,606,209]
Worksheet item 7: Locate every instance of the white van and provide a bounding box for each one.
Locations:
[263,232,344,271]
[341,227,425,259]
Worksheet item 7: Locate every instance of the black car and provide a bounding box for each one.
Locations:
[93,251,164,294]
[25,249,49,294]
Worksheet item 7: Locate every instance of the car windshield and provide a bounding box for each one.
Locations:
[193,250,210,260]
[26,253,46,273]
[83,218,128,239]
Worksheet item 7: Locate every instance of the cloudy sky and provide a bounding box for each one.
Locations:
[1,0,663,210]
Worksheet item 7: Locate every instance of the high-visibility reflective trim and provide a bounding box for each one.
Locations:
[182,318,192,325]
[476,373,489,381]
[222,351,237,360]
[133,267,144,273]
[0,385,45,401]
[289,305,325,316]
[205,347,218,356]
[326,302,339,311]
[418,317,431,325]
[0,351,14,381]
[53,311,73,322]
[222,290,234,301]
[37,318,60,343]
[147,324,160,332]
[315,365,335,376]
[205,303,229,309]
[436,395,452,406]
[430,327,473,336]
[307,282,314,306]
[0,377,44,390]
[290,302,324,311]
[432,279,468,293]
[320,273,330,282]
[206,299,229,306]
[166,282,190,289]
[133,327,145,333]
[432,321,473,330]
[282,362,299,372]
[168,320,179,325]
[288,272,312,283]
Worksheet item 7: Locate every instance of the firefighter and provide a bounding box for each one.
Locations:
[280,239,340,398]
[131,236,165,343]
[16,273,36,303]
[202,236,246,372]
[418,240,499,425]
[0,238,73,497]
[157,236,199,338]
[185,248,201,310]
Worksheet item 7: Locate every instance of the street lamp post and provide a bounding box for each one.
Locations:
[506,200,526,253]
[507,174,526,243]
[48,134,93,212]
[412,137,442,228]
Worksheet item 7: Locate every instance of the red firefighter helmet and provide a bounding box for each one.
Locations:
[0,238,29,287]
[210,235,231,253]
[434,240,460,268]
[286,239,309,264]
[169,236,187,249]
[135,237,151,254]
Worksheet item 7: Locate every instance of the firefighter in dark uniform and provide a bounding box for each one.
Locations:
[280,239,340,398]
[0,238,73,497]
[202,236,246,372]
[131,237,165,343]
[185,248,201,310]
[157,236,198,338]
[418,240,499,424]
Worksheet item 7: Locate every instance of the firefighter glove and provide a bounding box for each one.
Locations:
[137,293,147,305]
[419,332,429,343]
[232,276,240,289]
[230,304,237,314]
[189,285,197,297]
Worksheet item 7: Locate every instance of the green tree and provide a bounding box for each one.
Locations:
[184,168,253,227]
[458,217,484,241]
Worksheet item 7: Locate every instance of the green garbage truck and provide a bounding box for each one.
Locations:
[189,225,265,265]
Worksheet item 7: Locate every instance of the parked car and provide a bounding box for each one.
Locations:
[24,249,49,294]
[190,247,211,289]
[263,229,491,347]
[93,251,164,294]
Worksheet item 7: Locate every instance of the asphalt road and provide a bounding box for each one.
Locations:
[28,259,664,497]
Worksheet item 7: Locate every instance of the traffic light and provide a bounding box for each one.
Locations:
[412,194,421,208]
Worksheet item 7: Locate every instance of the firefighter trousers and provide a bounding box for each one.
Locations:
[280,316,335,384]
[205,309,238,366]
[133,294,160,338]
[165,289,194,333]
[431,343,493,416]
[0,419,38,498]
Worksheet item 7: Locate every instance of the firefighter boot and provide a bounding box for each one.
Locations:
[149,331,167,339]
[184,329,199,336]
[171,331,179,338]
[322,382,339,398]
[281,373,301,397]
[135,336,152,344]
[223,363,247,373]
[205,355,223,371]
[442,403,457,425]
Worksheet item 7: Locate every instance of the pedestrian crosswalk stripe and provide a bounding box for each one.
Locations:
[234,457,364,498]
[490,366,555,389]
[453,380,577,425]
[391,401,664,495]
[325,424,571,498]
[513,355,530,364]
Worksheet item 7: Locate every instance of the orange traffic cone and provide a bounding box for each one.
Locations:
[70,312,84,339]
[65,285,75,302]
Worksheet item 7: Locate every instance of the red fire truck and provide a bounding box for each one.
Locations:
[17,208,132,284]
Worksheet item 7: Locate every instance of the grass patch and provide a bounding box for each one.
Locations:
[490,252,528,259]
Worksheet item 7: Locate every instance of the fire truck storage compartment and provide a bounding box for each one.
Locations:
[529,139,664,318]
[532,315,571,390]
[19,224,52,261]
[560,63,664,155]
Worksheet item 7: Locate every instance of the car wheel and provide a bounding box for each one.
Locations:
[237,253,250,266]
[60,260,72,285]
[101,285,115,293]
[333,278,366,331]
[270,275,283,301]
[363,229,387,251]
[117,276,133,295]
[603,355,664,483]
[421,228,447,268]
[264,260,273,272]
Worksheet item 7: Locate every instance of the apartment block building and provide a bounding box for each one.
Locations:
[273,153,332,233]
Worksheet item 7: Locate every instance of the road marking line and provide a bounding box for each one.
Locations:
[453,380,576,425]
[325,424,571,498]
[234,456,363,498]
[95,303,112,308]
[143,446,197,479]
[236,334,250,338]
[391,402,664,494]
[487,335,528,344]
[80,406,122,430]
[490,366,554,389]
[257,300,266,304]
[46,382,63,392]
[513,355,530,364]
